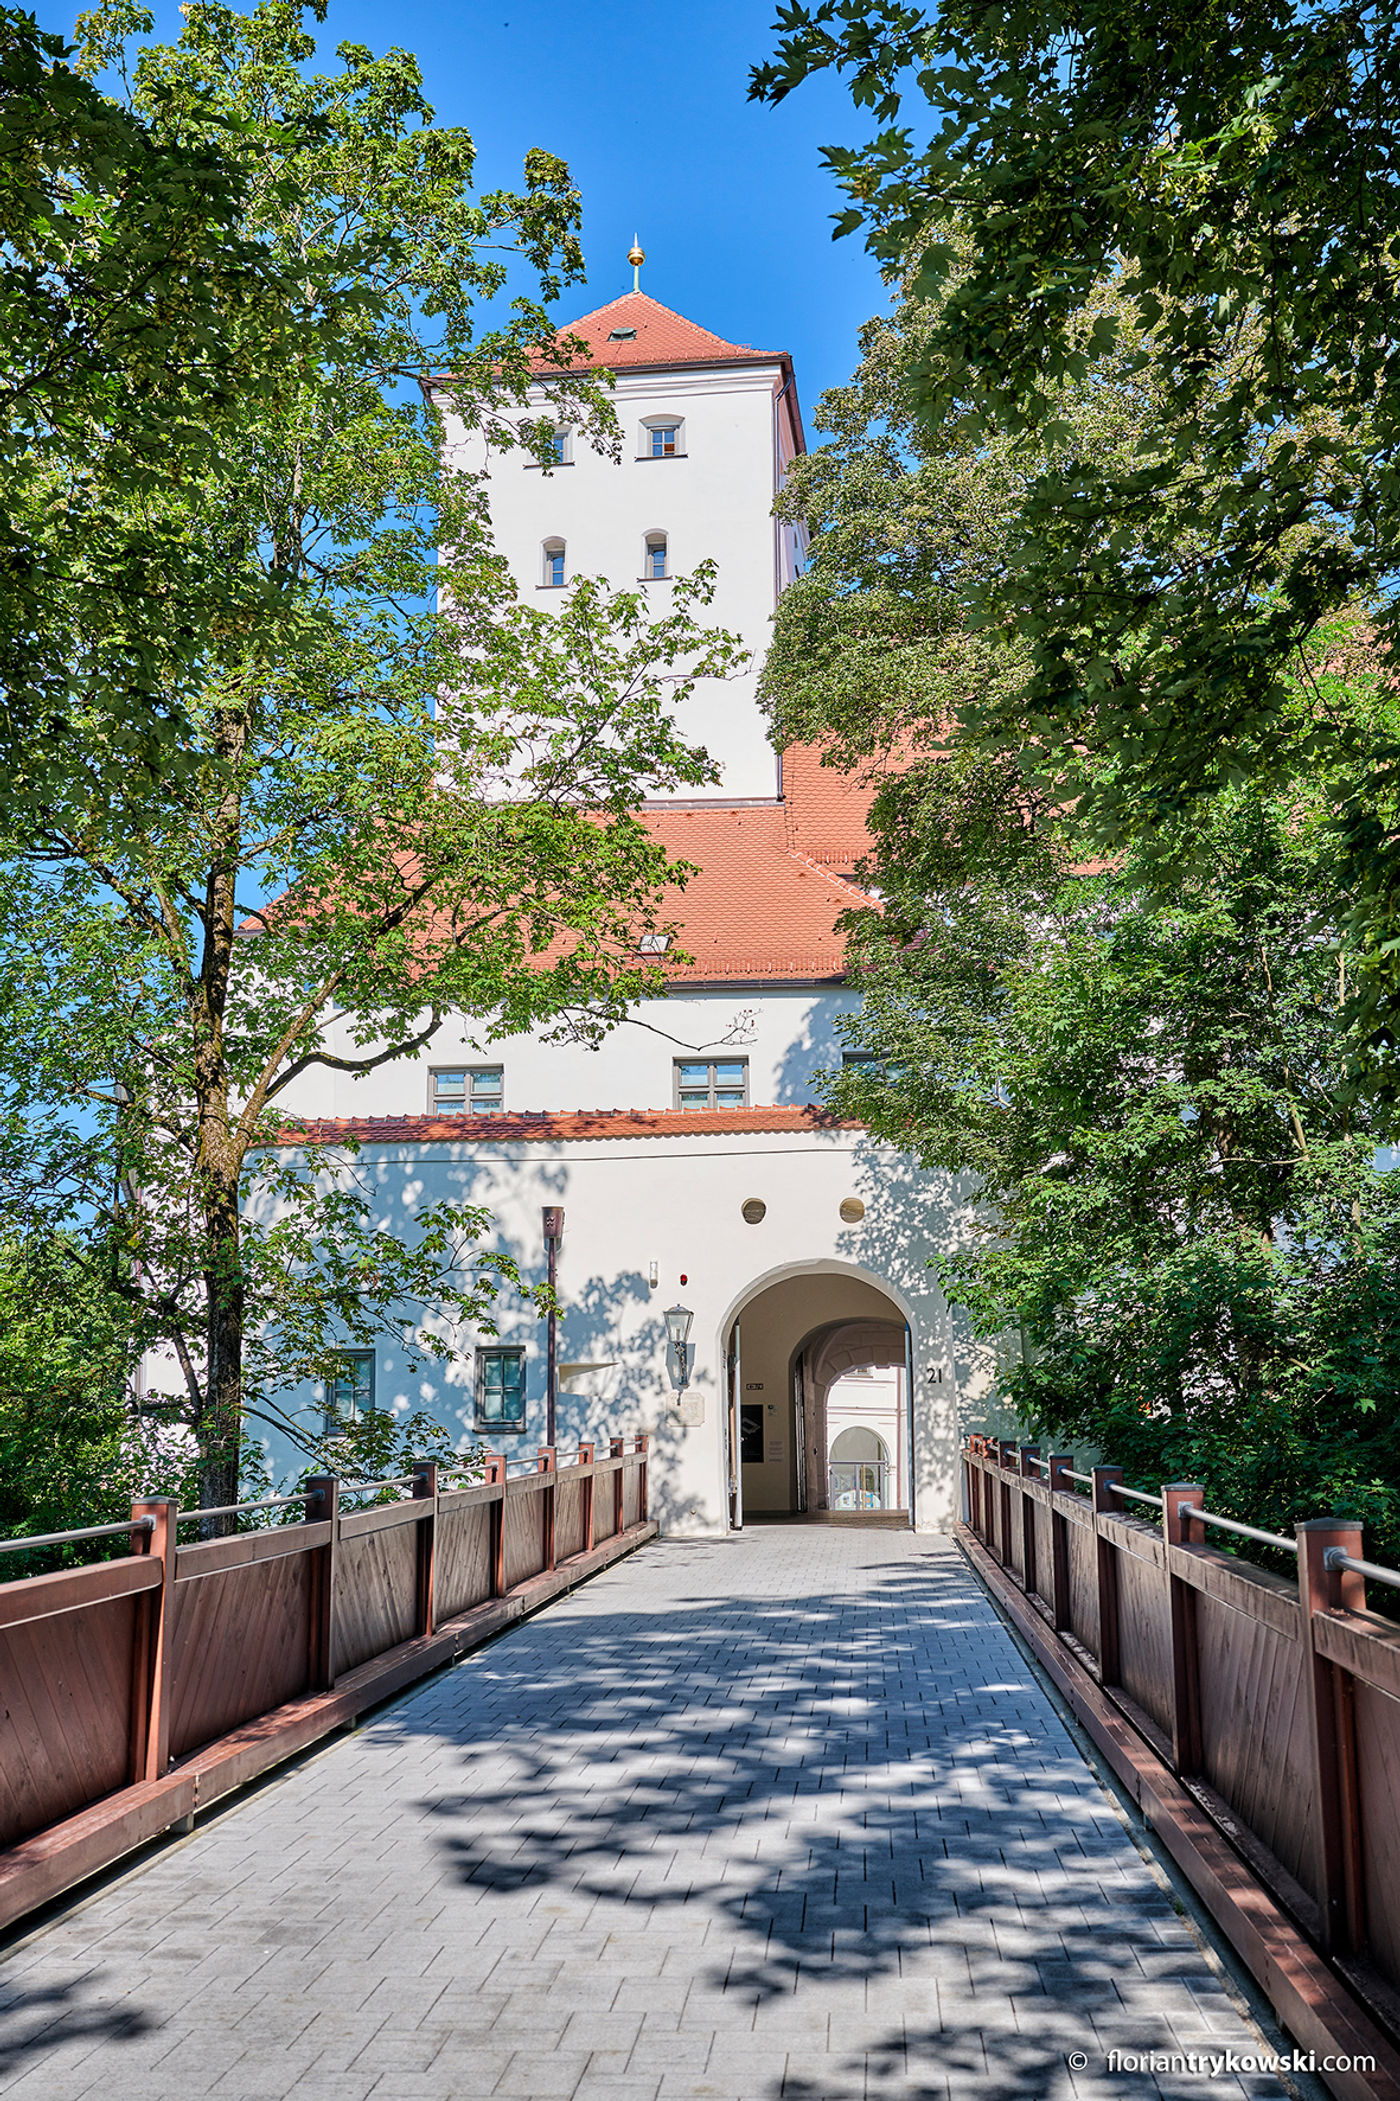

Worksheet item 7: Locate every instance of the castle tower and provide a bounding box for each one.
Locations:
[440,284,807,801]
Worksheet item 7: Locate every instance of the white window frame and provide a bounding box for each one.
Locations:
[638,415,685,460]
[541,538,566,588]
[642,530,669,580]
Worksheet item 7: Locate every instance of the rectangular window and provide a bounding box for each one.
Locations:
[545,546,565,587]
[674,1057,749,1110]
[645,535,668,578]
[476,1347,526,1432]
[841,1050,879,1067]
[548,430,568,464]
[327,1350,374,1431]
[430,1066,504,1115]
[649,424,679,458]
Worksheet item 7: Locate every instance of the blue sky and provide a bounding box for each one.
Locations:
[50,0,889,432]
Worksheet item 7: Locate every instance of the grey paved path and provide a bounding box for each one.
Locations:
[0,1530,1292,2101]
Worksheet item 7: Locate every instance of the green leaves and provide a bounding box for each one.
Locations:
[753,0,1400,1044]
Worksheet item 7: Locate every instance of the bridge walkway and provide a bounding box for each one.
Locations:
[0,1528,1291,2099]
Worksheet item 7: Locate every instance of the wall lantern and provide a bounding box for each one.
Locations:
[664,1303,694,1392]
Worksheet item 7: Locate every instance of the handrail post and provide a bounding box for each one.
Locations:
[486,1455,506,1596]
[610,1435,625,1537]
[1018,1445,1040,1596]
[412,1461,438,1638]
[996,1441,1015,1567]
[1162,1485,1207,1776]
[306,1474,339,1691]
[578,1441,596,1554]
[637,1432,649,1523]
[1048,1455,1073,1632]
[1091,1465,1124,1688]
[1298,1518,1367,1953]
[129,1496,177,1783]
[538,1447,556,1574]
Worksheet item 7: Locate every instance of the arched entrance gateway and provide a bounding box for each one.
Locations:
[723,1270,913,1529]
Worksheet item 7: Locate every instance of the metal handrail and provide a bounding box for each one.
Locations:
[1113,1482,1165,1510]
[1179,1505,1297,1556]
[0,1516,155,1555]
[339,1474,419,1496]
[1324,1547,1400,1591]
[1064,1469,1093,1485]
[177,1491,323,1526]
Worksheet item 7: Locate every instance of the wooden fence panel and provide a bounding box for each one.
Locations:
[1031,1497,1055,1612]
[435,1498,494,1621]
[555,1475,586,1564]
[1113,1541,1174,1735]
[502,1488,547,1592]
[1355,1678,1400,1986]
[0,1596,141,1847]
[1193,1592,1319,1898]
[169,1553,314,1760]
[593,1468,619,1545]
[334,1520,418,1674]
[621,1465,641,1533]
[1065,1509,1100,1656]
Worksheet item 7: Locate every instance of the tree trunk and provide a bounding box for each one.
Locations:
[200,1170,244,1534]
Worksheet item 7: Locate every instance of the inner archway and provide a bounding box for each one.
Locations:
[724,1269,910,1526]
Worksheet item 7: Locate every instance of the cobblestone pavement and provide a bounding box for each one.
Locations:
[0,1528,1292,2101]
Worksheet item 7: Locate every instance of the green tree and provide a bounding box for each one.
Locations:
[752,2,1400,1057]
[0,0,742,1520]
[0,6,320,819]
[827,737,1400,1570]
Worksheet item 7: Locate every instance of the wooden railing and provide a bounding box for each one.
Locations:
[0,1436,651,1930]
[962,1435,1400,2039]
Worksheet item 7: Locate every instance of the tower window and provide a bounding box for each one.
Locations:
[542,539,566,588]
[644,532,668,579]
[675,1058,749,1111]
[649,424,679,458]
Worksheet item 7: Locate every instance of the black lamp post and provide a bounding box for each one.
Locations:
[542,1207,564,1444]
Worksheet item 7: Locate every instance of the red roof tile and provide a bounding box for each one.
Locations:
[537,292,786,376]
[276,1107,861,1147]
[637,798,877,983]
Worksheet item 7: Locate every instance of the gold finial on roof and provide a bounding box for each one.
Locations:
[628,235,645,293]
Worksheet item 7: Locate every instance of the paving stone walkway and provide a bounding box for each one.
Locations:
[0,1528,1293,2101]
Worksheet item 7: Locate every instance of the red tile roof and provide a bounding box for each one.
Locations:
[637,796,877,983]
[537,292,786,376]
[276,1107,861,1147]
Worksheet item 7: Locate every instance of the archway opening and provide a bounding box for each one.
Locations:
[724,1269,911,1527]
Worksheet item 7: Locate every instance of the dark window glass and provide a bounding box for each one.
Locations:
[476,1348,526,1431]
[328,1351,374,1431]
[675,1058,749,1110]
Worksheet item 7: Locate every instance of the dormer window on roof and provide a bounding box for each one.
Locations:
[637,931,672,953]
[608,327,637,341]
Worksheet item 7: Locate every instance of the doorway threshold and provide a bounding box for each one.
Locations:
[742,1510,913,1529]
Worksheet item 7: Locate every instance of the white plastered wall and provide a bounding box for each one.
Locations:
[246,1127,976,1535]
[272,987,862,1123]
[442,364,798,801]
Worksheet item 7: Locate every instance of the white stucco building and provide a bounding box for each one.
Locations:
[260,285,991,1533]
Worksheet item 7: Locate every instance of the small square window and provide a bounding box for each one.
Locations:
[430,1066,504,1115]
[674,1058,749,1110]
[476,1347,526,1432]
[650,425,679,458]
[327,1350,374,1432]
